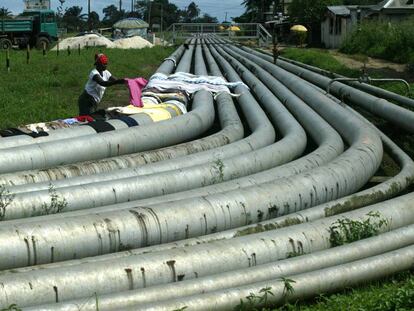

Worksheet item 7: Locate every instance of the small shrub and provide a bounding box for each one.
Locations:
[340,17,414,64]
[41,184,67,215]
[328,211,388,247]
[0,185,14,221]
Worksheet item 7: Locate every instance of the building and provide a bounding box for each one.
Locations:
[24,0,51,10]
[321,0,414,49]
[113,18,149,39]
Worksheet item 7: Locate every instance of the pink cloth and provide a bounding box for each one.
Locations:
[126,78,148,107]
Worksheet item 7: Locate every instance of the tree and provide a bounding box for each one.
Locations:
[238,0,274,23]
[135,0,181,29]
[63,6,88,31]
[88,11,100,30]
[194,13,218,24]
[183,2,200,23]
[289,0,342,24]
[102,4,125,27]
[0,7,12,19]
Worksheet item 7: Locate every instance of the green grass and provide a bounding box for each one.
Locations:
[0,46,174,128]
[280,48,360,78]
[272,270,414,311]
[340,18,414,65]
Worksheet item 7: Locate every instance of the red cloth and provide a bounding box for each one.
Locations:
[95,53,108,65]
[126,78,148,107]
[76,115,94,122]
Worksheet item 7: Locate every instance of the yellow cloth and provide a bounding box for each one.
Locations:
[141,101,182,116]
[107,103,182,122]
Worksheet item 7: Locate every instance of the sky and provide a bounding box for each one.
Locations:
[0,0,245,22]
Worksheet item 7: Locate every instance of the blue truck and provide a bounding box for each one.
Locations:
[0,10,58,49]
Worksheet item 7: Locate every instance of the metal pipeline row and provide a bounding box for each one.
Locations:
[274,53,414,109]
[0,37,412,310]
[236,43,414,133]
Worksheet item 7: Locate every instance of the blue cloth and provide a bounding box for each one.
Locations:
[115,116,139,127]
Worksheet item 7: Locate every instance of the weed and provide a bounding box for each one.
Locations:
[280,277,296,297]
[234,286,278,311]
[41,184,67,215]
[328,211,388,247]
[259,286,275,308]
[0,185,14,221]
[212,158,225,183]
[172,307,188,311]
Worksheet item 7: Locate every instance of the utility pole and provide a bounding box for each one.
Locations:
[260,0,265,23]
[87,0,91,31]
[160,4,163,33]
[148,0,152,28]
[224,12,228,23]
[119,0,122,12]
[272,0,278,64]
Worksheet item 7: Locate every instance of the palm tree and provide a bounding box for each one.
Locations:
[63,6,88,31]
[0,7,12,19]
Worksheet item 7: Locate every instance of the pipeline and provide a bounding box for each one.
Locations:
[257,49,414,109]
[0,37,412,310]
[238,43,414,133]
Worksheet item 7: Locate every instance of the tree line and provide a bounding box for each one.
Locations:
[236,0,381,25]
[0,1,219,32]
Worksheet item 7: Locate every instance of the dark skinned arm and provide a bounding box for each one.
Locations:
[92,74,125,87]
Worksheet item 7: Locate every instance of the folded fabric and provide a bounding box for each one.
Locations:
[27,123,49,133]
[106,104,177,121]
[126,78,148,107]
[142,91,189,106]
[163,100,187,114]
[76,115,95,123]
[61,118,80,125]
[146,72,248,96]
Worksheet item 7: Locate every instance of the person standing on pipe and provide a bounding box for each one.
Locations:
[78,53,126,115]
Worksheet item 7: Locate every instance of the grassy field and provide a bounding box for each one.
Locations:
[0,46,174,128]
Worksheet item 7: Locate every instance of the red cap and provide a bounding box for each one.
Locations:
[95,53,108,65]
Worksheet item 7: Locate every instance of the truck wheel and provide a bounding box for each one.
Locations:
[0,38,12,50]
[36,37,50,50]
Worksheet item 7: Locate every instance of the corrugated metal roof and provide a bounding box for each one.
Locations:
[374,0,414,9]
[113,18,149,29]
[327,6,351,16]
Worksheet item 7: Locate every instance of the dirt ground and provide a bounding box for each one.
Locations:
[327,50,413,83]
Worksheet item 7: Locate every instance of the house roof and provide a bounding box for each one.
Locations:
[327,6,351,16]
[373,0,414,10]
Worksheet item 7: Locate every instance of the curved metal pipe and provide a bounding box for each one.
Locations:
[0,38,412,311]
[273,53,414,109]
[239,45,414,133]
[0,195,412,307]
[27,224,414,311]
[122,245,414,311]
[0,43,383,272]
